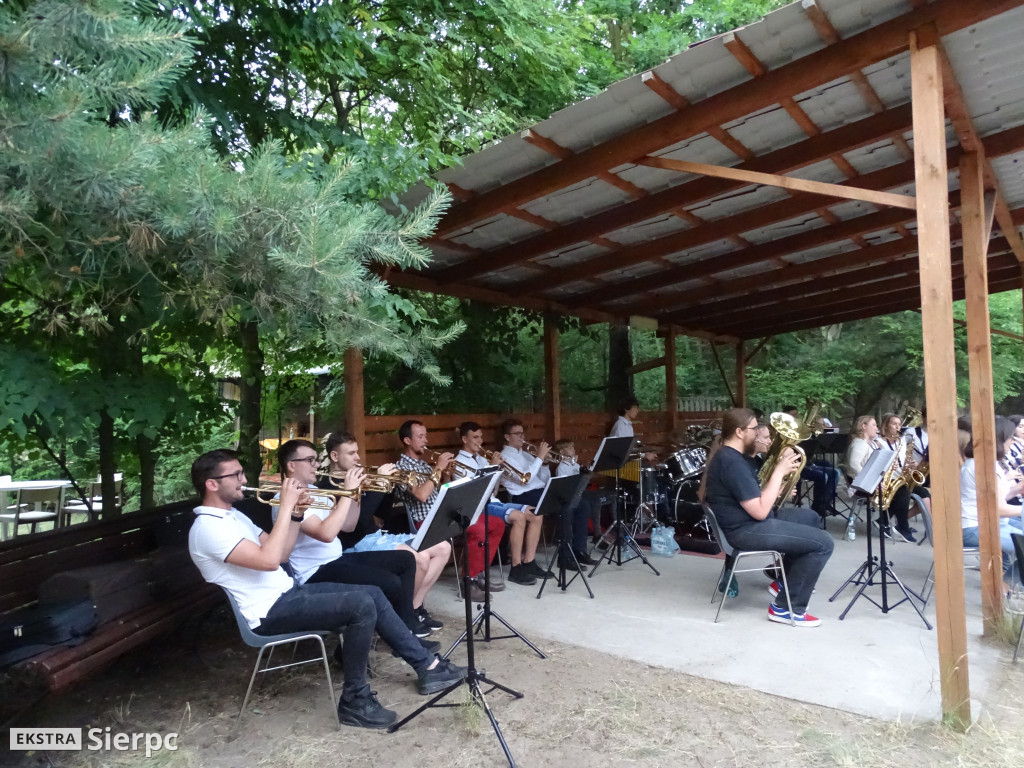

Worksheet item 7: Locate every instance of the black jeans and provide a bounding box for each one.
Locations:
[725,506,834,614]
[307,549,418,631]
[256,582,432,702]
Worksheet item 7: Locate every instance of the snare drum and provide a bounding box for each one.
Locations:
[664,447,706,482]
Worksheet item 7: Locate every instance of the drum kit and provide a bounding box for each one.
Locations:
[612,440,711,535]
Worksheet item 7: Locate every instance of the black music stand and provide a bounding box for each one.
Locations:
[535,473,595,599]
[391,475,524,767]
[442,469,546,659]
[828,448,932,629]
[589,436,660,578]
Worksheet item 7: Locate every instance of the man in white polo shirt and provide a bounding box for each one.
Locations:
[188,449,465,729]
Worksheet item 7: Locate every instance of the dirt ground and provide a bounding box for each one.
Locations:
[3,601,1023,768]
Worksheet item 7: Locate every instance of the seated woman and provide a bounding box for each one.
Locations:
[961,416,1024,594]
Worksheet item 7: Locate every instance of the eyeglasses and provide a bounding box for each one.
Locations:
[289,455,319,466]
[212,470,246,482]
[509,431,525,437]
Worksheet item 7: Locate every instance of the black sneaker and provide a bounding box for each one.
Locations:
[508,564,537,585]
[411,619,433,638]
[574,550,598,566]
[417,606,444,631]
[417,656,468,695]
[525,560,553,578]
[337,692,397,729]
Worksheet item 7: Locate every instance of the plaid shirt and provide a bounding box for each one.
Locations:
[395,453,437,524]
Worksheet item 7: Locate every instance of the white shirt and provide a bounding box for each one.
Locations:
[556,458,580,478]
[189,506,295,629]
[960,459,1013,530]
[610,415,634,438]
[844,437,880,477]
[457,449,502,502]
[270,485,342,584]
[499,446,549,495]
[909,427,929,464]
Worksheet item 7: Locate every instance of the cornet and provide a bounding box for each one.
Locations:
[243,483,360,507]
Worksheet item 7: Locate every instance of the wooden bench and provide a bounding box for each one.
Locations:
[0,500,217,691]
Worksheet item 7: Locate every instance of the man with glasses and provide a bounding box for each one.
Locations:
[273,439,432,643]
[499,418,555,585]
[187,449,465,729]
[704,408,834,627]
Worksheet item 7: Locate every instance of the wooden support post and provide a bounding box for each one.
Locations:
[665,328,678,432]
[735,340,747,408]
[544,316,561,441]
[961,151,1004,631]
[911,28,970,727]
[343,347,366,451]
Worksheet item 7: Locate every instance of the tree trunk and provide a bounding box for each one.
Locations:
[136,433,156,510]
[607,324,633,411]
[238,320,264,480]
[98,409,118,520]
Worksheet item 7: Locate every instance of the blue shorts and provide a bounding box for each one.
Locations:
[347,530,414,553]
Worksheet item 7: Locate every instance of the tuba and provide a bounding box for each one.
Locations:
[757,412,808,509]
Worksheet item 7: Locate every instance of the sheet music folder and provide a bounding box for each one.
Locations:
[410,473,499,552]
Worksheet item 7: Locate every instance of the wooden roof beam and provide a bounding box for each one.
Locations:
[706,255,1018,333]
[518,122,1024,299]
[435,104,916,285]
[431,0,1019,238]
[721,271,1022,339]
[637,155,916,209]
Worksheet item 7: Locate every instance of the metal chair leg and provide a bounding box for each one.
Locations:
[775,554,795,626]
[1014,613,1024,663]
[714,560,739,623]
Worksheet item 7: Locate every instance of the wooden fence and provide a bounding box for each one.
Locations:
[362,410,720,467]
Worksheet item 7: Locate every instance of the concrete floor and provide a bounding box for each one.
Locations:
[428,515,1010,723]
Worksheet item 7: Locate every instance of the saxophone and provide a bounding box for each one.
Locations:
[879,435,926,508]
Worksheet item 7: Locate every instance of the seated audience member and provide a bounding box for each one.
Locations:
[393,420,504,601]
[187,450,464,729]
[274,439,429,640]
[961,416,1024,594]
[704,408,834,626]
[319,432,450,635]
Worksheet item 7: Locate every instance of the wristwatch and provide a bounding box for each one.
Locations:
[290,511,305,523]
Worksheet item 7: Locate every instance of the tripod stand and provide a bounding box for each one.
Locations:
[536,473,595,599]
[391,496,524,767]
[443,501,546,659]
[828,487,932,629]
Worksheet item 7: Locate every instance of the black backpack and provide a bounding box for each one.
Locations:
[0,600,99,666]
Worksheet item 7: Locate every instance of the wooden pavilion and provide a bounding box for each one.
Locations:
[343,0,1024,723]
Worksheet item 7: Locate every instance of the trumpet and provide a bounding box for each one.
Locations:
[243,483,360,507]
[523,442,568,466]
[319,467,434,494]
[452,452,532,485]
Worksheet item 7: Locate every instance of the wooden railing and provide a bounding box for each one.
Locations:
[363,410,721,467]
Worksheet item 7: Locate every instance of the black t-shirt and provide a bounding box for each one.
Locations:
[705,445,762,534]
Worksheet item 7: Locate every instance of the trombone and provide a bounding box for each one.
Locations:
[243,483,360,507]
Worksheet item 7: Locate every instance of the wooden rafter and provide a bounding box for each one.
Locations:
[434,105,916,285]
[430,0,1018,239]
[637,156,917,209]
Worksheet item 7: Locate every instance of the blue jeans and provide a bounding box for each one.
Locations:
[801,461,838,516]
[963,519,1022,584]
[256,582,432,701]
[725,506,834,614]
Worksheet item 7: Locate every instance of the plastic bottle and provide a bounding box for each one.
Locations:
[845,515,856,541]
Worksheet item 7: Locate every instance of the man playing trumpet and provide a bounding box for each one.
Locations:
[457,421,546,586]
[394,419,505,601]
[272,439,430,641]
[320,432,450,636]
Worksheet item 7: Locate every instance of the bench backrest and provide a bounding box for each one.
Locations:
[0,500,197,614]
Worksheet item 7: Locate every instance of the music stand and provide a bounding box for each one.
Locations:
[442,469,546,659]
[828,448,932,629]
[535,474,595,599]
[589,436,660,578]
[390,474,524,767]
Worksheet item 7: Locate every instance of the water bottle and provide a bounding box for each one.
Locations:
[845,515,856,541]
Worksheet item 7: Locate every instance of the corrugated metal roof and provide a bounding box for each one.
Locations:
[390,0,1024,339]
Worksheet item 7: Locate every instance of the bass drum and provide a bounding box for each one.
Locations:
[670,477,704,526]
